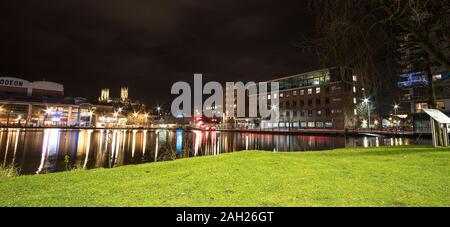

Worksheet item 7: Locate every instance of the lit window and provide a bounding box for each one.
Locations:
[300,90,305,95]
[353,75,357,82]
[280,93,284,98]
[316,87,321,94]
[415,103,428,113]
[313,78,320,85]
[274,94,278,99]
[308,89,312,95]
[354,109,357,115]
[293,91,297,96]
[268,95,271,100]
[353,98,357,104]
[433,74,442,81]
[353,86,357,93]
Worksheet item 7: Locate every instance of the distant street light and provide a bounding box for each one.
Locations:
[363,98,371,129]
[45,108,53,115]
[393,104,400,132]
[156,106,161,115]
[271,104,278,110]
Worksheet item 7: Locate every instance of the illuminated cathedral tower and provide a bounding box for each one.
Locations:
[121,87,129,101]
[99,88,110,103]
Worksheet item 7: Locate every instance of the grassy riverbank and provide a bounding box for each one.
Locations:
[0,146,449,207]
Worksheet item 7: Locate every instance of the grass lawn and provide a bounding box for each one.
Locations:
[0,146,449,207]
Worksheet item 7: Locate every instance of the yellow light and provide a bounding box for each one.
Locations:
[45,108,52,115]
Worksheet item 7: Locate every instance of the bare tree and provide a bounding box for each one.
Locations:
[380,0,450,70]
[304,0,449,145]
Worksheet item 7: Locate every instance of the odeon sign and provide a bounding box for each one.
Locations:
[0,78,29,87]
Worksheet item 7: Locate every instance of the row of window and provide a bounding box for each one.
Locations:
[269,84,358,101]
[270,87,322,100]
[281,109,343,118]
[275,71,331,91]
[415,102,446,113]
[263,121,334,128]
[280,97,342,108]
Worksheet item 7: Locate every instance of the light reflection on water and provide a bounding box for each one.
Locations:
[0,128,428,175]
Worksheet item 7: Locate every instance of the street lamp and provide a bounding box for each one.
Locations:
[363,98,371,129]
[393,104,399,115]
[393,104,400,132]
[45,108,53,115]
[156,106,161,116]
[271,104,278,110]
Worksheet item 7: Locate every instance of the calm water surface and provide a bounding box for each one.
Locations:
[0,128,429,175]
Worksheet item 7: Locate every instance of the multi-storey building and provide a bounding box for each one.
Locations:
[396,29,450,132]
[0,77,113,127]
[260,67,364,129]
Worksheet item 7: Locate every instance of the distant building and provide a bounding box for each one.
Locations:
[97,86,145,111]
[259,67,364,129]
[396,29,450,132]
[99,88,110,102]
[96,86,149,127]
[221,67,364,130]
[121,87,129,101]
[0,77,64,97]
[0,77,112,127]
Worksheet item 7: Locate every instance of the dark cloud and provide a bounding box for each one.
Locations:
[0,0,318,107]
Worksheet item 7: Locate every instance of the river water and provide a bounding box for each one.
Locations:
[0,128,429,175]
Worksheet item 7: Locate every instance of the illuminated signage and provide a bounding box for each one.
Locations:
[0,78,26,87]
[398,71,429,88]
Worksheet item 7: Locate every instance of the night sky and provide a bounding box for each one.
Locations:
[0,0,319,108]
